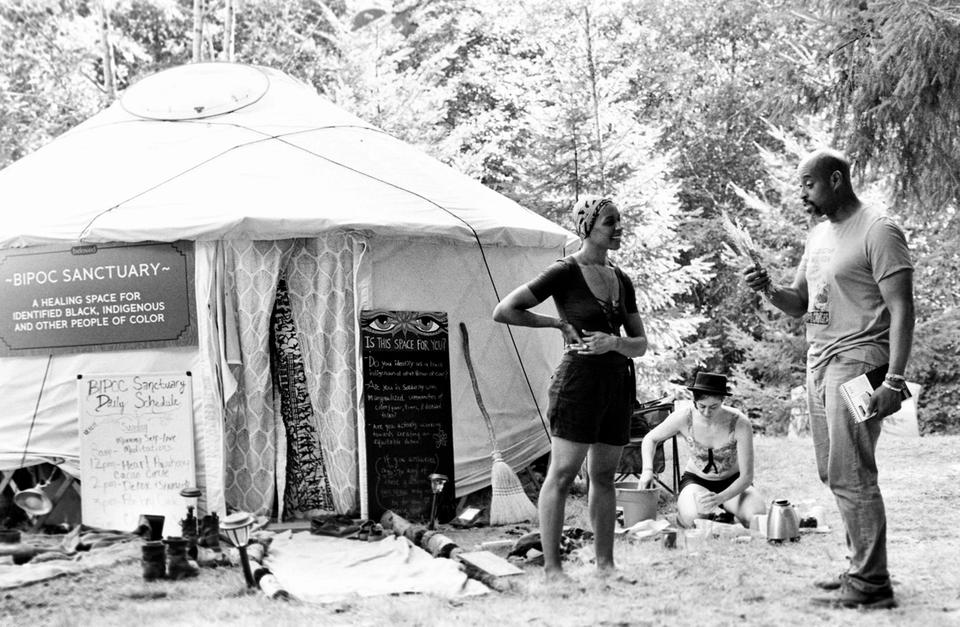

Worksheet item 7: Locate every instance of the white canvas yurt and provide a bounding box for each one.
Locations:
[0,63,575,529]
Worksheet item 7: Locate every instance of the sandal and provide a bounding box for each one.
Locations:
[352,521,385,542]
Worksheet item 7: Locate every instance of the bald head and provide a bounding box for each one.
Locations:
[797,147,860,219]
[799,148,853,190]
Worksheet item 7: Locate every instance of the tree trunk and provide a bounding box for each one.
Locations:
[582,6,605,191]
[97,0,115,101]
[224,0,236,61]
[573,134,580,200]
[192,0,204,62]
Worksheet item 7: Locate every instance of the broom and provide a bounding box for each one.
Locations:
[459,322,538,525]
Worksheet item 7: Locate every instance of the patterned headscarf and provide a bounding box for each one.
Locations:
[571,196,614,239]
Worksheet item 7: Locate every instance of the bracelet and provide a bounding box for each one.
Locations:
[885,373,906,382]
[881,380,905,392]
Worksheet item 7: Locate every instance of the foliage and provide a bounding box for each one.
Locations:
[618,0,821,393]
[232,0,348,94]
[108,0,191,86]
[907,307,960,434]
[334,0,717,395]
[0,0,105,166]
[798,0,960,209]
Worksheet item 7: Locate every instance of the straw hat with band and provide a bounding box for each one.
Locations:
[687,372,731,397]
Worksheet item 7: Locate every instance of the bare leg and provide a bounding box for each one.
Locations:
[677,484,711,528]
[539,437,589,580]
[586,443,624,573]
[723,485,767,527]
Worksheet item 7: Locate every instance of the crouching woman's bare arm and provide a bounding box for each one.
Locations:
[637,409,686,488]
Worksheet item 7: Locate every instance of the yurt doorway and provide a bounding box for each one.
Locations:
[269,274,335,520]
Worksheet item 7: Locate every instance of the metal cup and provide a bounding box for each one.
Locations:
[808,506,826,528]
[662,528,678,549]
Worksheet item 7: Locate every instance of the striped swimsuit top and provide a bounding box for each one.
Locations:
[683,408,739,477]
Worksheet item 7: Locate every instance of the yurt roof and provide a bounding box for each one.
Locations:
[0,63,575,250]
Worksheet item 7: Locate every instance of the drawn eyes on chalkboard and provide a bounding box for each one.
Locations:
[411,315,444,335]
[367,313,400,334]
[361,310,447,337]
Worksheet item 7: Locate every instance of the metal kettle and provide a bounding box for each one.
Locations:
[766,498,800,543]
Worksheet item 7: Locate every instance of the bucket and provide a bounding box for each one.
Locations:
[614,481,658,526]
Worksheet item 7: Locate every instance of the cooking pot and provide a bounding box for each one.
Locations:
[766,498,800,543]
[13,486,53,516]
[12,469,57,517]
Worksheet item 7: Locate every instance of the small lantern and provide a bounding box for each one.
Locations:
[179,486,202,559]
[427,473,448,531]
[221,511,256,587]
[180,486,202,516]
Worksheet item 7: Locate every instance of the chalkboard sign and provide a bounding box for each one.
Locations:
[77,372,196,536]
[360,310,455,523]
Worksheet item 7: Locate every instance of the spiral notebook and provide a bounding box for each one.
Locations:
[839,364,911,423]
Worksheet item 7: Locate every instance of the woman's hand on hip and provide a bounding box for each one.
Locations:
[558,320,582,346]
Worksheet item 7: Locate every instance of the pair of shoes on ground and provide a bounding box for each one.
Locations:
[811,573,897,609]
[310,514,360,537]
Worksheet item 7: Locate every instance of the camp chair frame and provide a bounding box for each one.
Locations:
[616,397,681,495]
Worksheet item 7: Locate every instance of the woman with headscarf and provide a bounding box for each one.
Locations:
[493,196,648,582]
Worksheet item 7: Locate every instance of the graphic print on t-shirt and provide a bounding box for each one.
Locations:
[807,283,830,325]
[804,243,834,327]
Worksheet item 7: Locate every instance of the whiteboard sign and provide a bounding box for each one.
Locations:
[77,372,196,536]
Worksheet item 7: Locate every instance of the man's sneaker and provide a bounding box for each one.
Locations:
[813,572,846,591]
[811,583,897,610]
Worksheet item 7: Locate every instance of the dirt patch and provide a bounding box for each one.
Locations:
[2,435,958,626]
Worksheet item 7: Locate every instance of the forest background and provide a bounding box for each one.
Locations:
[2,0,958,434]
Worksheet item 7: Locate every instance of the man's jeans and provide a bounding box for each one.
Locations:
[807,354,891,594]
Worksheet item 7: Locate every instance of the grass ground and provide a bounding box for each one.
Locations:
[2,434,958,627]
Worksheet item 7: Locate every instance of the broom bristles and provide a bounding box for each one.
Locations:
[489,458,538,526]
[459,323,538,526]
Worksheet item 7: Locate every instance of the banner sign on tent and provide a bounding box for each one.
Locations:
[77,372,196,537]
[0,241,196,356]
[359,310,455,523]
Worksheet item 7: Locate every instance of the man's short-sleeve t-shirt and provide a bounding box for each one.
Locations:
[798,205,913,369]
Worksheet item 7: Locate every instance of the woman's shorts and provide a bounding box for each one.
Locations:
[678,471,740,494]
[546,354,632,446]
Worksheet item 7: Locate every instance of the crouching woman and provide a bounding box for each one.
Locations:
[638,372,766,528]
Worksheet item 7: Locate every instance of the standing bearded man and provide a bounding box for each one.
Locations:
[745,147,914,610]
